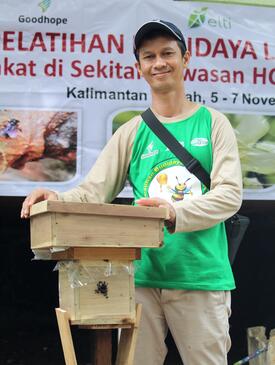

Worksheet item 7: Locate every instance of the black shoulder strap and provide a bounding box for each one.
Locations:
[141,108,211,190]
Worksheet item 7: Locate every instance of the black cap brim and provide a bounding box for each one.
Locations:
[134,21,182,52]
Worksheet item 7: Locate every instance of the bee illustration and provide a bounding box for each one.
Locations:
[0,119,22,139]
[169,177,192,202]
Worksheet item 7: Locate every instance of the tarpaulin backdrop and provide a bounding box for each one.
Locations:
[0,0,274,199]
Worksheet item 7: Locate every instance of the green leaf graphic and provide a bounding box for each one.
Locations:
[38,0,51,13]
[188,7,208,28]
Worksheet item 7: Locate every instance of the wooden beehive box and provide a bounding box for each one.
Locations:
[58,260,135,325]
[30,200,168,249]
[30,200,168,324]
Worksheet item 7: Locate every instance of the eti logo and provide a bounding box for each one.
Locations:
[38,0,51,13]
[188,7,208,28]
[188,7,231,29]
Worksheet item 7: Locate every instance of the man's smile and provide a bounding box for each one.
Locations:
[152,70,171,77]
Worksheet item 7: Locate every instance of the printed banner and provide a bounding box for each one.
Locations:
[0,0,274,199]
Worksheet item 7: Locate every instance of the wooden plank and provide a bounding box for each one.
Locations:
[55,308,77,365]
[51,247,141,261]
[70,315,136,326]
[53,213,163,248]
[116,304,142,365]
[58,270,77,320]
[90,330,112,365]
[30,214,164,249]
[79,323,132,329]
[268,329,275,365]
[247,326,267,365]
[30,213,53,249]
[30,200,169,219]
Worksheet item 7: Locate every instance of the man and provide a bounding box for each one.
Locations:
[21,20,242,365]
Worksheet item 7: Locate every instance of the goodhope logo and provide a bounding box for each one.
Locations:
[188,7,208,28]
[38,0,51,13]
[19,0,67,25]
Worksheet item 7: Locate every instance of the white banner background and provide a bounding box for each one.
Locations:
[0,0,274,198]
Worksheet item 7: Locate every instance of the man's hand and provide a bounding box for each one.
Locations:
[21,188,58,218]
[136,197,176,233]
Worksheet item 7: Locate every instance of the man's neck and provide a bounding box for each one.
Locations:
[151,88,194,118]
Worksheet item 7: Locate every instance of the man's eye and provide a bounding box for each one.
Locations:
[143,55,154,59]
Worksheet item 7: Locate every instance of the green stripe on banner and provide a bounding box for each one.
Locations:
[182,0,275,8]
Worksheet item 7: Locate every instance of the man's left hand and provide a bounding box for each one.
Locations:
[136,197,176,233]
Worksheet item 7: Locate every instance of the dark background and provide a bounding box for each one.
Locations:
[0,196,274,365]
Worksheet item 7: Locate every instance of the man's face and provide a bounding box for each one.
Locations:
[137,36,189,93]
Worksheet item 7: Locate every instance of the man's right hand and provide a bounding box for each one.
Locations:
[20,188,58,219]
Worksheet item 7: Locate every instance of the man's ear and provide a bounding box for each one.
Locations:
[183,50,191,68]
[137,62,143,77]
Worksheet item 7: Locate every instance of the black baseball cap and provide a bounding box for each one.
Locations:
[133,19,187,60]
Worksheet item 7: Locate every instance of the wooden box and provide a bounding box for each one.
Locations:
[30,200,168,325]
[58,260,135,325]
[30,200,168,249]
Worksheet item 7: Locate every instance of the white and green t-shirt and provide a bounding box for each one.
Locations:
[129,106,235,291]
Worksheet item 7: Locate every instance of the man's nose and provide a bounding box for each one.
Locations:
[153,56,166,68]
